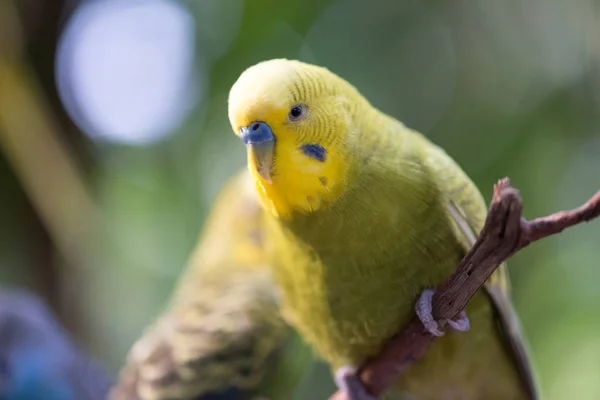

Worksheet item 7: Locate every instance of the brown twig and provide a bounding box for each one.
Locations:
[330,178,600,400]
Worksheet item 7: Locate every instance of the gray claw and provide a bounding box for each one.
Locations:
[415,289,470,337]
[335,366,377,400]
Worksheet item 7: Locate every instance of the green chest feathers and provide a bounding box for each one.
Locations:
[266,169,467,368]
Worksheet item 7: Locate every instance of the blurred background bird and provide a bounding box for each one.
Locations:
[110,170,334,400]
[0,288,113,400]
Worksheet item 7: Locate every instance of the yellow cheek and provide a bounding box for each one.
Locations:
[248,136,348,218]
[289,149,327,174]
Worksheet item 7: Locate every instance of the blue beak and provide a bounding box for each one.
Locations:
[240,122,275,184]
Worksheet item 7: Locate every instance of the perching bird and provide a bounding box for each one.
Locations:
[110,170,320,400]
[227,59,539,400]
[0,288,113,400]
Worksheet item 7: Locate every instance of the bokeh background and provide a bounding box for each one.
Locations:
[1,0,600,398]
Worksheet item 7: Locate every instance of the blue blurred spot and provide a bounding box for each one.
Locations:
[3,347,74,400]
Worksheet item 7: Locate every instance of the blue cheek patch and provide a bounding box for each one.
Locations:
[300,144,327,162]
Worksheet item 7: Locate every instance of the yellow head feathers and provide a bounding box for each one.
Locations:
[228,59,368,219]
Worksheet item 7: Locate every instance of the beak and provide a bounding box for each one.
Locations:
[240,122,275,184]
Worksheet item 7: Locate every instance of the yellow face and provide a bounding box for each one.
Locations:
[228,59,356,219]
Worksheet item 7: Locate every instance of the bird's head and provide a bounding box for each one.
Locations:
[228,59,368,218]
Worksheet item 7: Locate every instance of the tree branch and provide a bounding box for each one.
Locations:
[330,178,600,400]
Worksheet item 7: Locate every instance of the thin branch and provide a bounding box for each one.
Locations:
[330,178,600,400]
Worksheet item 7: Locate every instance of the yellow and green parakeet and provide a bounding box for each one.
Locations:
[109,170,323,400]
[227,59,539,400]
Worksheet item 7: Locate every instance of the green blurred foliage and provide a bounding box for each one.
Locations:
[2,0,600,398]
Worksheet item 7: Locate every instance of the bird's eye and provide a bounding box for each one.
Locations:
[288,104,306,121]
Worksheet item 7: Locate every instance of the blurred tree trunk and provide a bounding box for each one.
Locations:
[5,0,92,337]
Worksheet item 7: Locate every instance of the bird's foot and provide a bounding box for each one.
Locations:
[415,289,470,337]
[335,366,377,400]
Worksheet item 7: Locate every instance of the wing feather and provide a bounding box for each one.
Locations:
[421,135,539,400]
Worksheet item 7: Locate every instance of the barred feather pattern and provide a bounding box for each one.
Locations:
[111,270,287,400]
[110,171,289,400]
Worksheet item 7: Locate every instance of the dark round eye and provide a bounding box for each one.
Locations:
[288,104,306,121]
